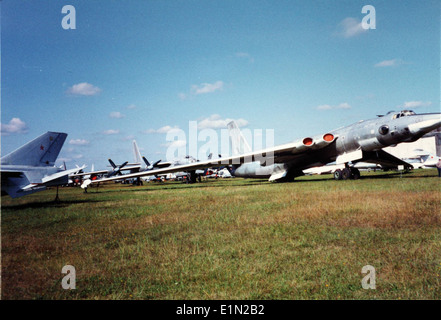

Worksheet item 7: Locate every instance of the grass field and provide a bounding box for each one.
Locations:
[1,169,440,300]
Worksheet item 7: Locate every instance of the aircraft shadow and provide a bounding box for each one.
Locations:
[296,171,425,183]
[13,172,432,200]
[1,199,103,211]
[88,179,270,194]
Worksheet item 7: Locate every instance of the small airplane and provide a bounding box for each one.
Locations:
[1,131,85,199]
[88,110,441,184]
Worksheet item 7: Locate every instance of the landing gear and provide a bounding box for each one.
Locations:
[334,169,343,180]
[341,168,351,180]
[351,168,360,180]
[54,186,61,202]
[334,167,360,180]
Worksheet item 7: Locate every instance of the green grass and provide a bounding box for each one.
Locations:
[1,169,441,299]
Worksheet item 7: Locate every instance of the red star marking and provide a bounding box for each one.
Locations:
[40,145,44,150]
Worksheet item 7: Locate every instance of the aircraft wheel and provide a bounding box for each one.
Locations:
[351,168,360,180]
[341,168,351,180]
[334,169,343,180]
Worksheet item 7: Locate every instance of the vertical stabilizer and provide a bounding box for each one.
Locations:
[227,121,251,156]
[1,132,67,166]
[133,140,142,164]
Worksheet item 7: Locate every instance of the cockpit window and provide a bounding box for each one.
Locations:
[400,110,416,116]
[392,110,416,119]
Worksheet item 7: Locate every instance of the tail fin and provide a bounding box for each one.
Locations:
[227,121,251,156]
[133,140,143,164]
[1,131,67,166]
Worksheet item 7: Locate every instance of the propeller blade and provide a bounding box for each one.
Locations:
[142,156,150,167]
[108,159,117,169]
[119,161,129,169]
[152,160,161,167]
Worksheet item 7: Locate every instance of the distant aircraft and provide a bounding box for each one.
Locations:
[89,110,441,184]
[403,149,441,169]
[1,131,85,199]
[78,140,170,188]
[73,140,148,188]
[303,162,381,176]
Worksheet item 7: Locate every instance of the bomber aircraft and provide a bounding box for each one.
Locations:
[88,110,441,184]
[1,131,85,199]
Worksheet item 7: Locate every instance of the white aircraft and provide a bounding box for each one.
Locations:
[1,132,85,199]
[303,162,381,176]
[73,140,152,188]
[404,149,441,169]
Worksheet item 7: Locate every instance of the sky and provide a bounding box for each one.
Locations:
[1,0,440,169]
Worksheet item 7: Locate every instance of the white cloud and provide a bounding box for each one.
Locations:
[1,118,28,135]
[157,125,179,133]
[316,103,352,111]
[123,135,136,141]
[69,139,90,145]
[144,125,180,134]
[178,92,188,100]
[374,59,404,67]
[67,82,101,96]
[191,81,224,95]
[103,129,120,135]
[126,104,136,109]
[236,52,255,63]
[109,111,125,119]
[57,157,72,163]
[197,114,249,129]
[401,101,432,109]
[336,18,367,38]
[162,140,187,148]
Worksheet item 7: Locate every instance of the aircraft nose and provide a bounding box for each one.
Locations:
[408,113,441,135]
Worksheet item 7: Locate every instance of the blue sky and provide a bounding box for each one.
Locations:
[1,0,440,169]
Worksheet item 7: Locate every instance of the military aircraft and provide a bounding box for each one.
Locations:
[88,110,441,184]
[1,131,85,199]
[403,149,441,169]
[303,162,381,176]
[72,140,151,187]
[78,140,171,188]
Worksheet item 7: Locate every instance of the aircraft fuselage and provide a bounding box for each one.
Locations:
[232,111,441,180]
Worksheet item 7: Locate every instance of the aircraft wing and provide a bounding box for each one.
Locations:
[357,150,412,169]
[70,165,141,177]
[90,132,338,184]
[42,166,86,184]
[70,169,110,177]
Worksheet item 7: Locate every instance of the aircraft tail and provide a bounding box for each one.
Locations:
[133,140,143,164]
[227,121,251,156]
[1,131,67,167]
